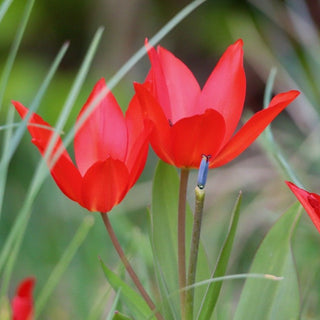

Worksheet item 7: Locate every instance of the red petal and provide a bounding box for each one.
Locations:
[81,159,129,213]
[125,93,150,188]
[74,79,128,176]
[171,109,226,168]
[145,41,172,120]
[199,39,246,145]
[134,83,173,165]
[211,90,300,168]
[12,101,83,203]
[286,181,320,233]
[156,45,201,123]
[12,277,35,320]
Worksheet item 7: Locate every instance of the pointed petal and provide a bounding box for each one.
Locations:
[211,90,300,168]
[171,109,226,168]
[74,79,128,176]
[199,39,246,145]
[125,93,150,188]
[286,181,320,233]
[81,159,129,213]
[12,101,83,203]
[145,40,172,120]
[146,40,201,123]
[134,82,174,165]
[12,277,35,320]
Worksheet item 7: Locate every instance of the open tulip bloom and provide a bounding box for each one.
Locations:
[12,78,149,213]
[9,35,304,319]
[286,181,320,233]
[134,39,300,169]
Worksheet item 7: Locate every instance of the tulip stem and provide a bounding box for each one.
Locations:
[186,186,205,319]
[178,168,190,319]
[100,212,163,320]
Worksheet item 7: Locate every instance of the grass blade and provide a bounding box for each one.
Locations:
[0,0,35,111]
[99,259,155,320]
[0,27,103,279]
[233,203,301,320]
[0,0,14,24]
[197,192,242,320]
[0,42,69,217]
[35,216,94,318]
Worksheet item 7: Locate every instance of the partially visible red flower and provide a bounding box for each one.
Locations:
[134,39,300,169]
[12,78,149,213]
[11,277,35,320]
[286,181,320,233]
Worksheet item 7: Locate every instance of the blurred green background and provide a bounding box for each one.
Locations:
[1,0,320,318]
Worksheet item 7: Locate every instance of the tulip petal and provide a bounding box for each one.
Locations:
[199,39,246,145]
[82,159,129,213]
[286,181,320,233]
[125,93,150,188]
[146,40,201,123]
[211,90,300,168]
[74,79,128,176]
[134,83,173,165]
[12,277,35,320]
[171,109,226,168]
[12,101,83,203]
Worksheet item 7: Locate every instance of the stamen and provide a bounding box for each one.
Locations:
[197,155,211,189]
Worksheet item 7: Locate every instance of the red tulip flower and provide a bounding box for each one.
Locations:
[134,39,300,168]
[11,277,35,320]
[286,181,320,233]
[12,79,149,213]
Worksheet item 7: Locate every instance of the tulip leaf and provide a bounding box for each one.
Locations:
[99,259,155,320]
[197,191,242,320]
[233,202,301,320]
[112,312,132,320]
[150,160,210,319]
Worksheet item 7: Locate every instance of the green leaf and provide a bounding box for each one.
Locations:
[198,192,242,319]
[150,161,181,319]
[233,202,301,320]
[35,216,95,317]
[112,311,133,320]
[99,259,155,320]
[150,160,210,319]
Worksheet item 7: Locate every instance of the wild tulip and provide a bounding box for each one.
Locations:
[134,39,300,168]
[11,277,35,320]
[12,78,149,213]
[286,181,320,233]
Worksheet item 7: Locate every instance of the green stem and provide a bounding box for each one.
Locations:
[178,168,190,319]
[186,186,205,319]
[100,213,163,320]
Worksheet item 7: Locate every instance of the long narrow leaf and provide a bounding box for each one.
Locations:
[0,0,14,24]
[99,259,154,320]
[150,161,210,320]
[35,216,94,318]
[233,203,301,320]
[0,0,35,111]
[0,108,14,214]
[260,68,302,186]
[0,28,103,278]
[0,42,69,217]
[197,192,242,319]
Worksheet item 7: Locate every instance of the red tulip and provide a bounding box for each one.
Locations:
[12,79,149,213]
[134,39,300,168]
[11,277,35,320]
[286,181,320,233]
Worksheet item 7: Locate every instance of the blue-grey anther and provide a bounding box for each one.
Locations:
[197,155,210,189]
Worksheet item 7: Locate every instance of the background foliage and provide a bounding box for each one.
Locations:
[1,0,320,318]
